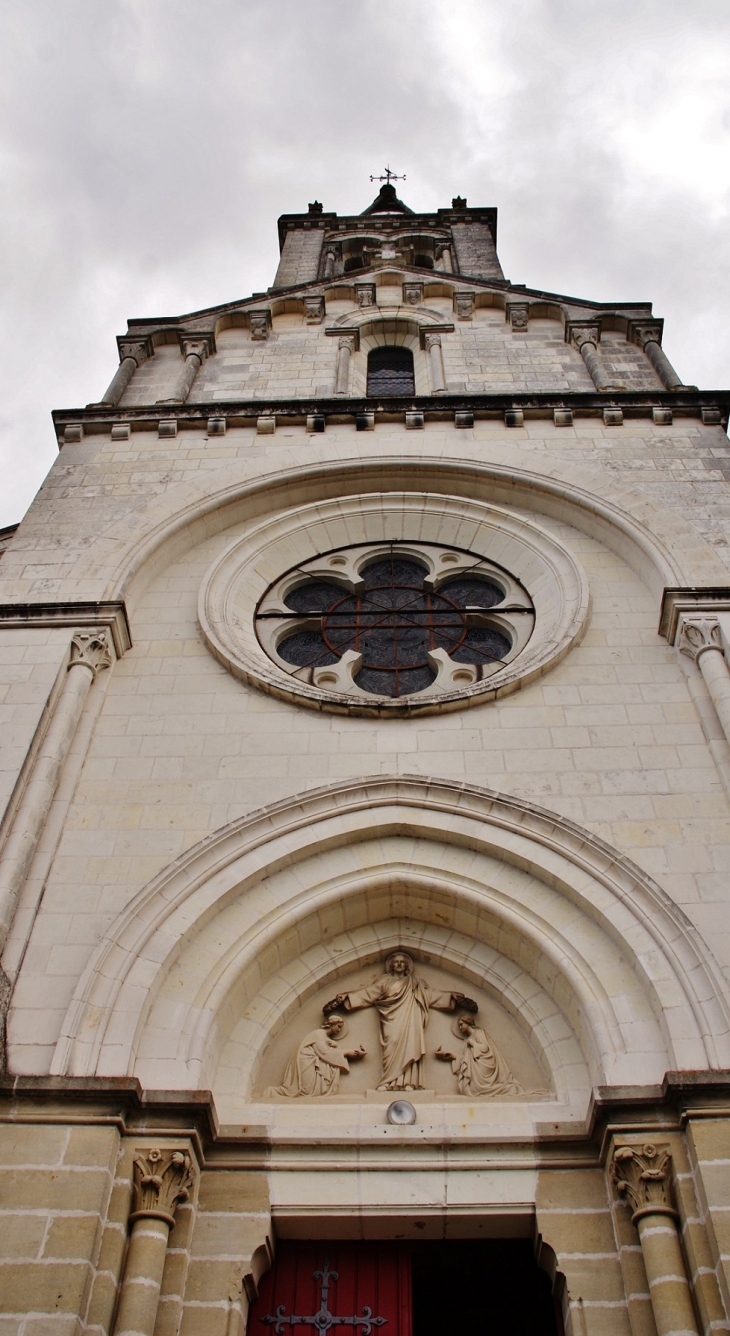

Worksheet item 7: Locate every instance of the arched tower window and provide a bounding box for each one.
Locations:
[367,346,415,396]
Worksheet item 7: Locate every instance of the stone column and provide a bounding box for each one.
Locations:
[324,250,336,279]
[158,338,208,405]
[612,1143,699,1336]
[424,331,446,392]
[0,631,113,957]
[678,616,730,749]
[632,323,684,390]
[99,341,149,407]
[113,1148,196,1336]
[335,335,356,395]
[570,325,624,391]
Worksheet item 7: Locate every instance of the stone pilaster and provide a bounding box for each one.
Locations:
[677,615,730,755]
[612,1143,699,1336]
[334,333,357,395]
[569,323,625,391]
[158,338,209,405]
[113,1148,196,1336]
[630,322,685,390]
[98,339,151,407]
[422,330,446,392]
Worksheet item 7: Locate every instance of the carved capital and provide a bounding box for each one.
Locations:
[630,321,663,349]
[118,340,149,366]
[355,283,376,308]
[181,337,208,362]
[677,615,722,662]
[249,310,272,341]
[338,334,357,353]
[507,302,530,330]
[131,1147,196,1226]
[453,291,474,321]
[612,1142,676,1221]
[423,331,442,351]
[69,631,113,678]
[403,283,423,306]
[569,323,600,350]
[304,295,325,324]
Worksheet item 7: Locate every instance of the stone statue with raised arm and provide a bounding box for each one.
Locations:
[322,951,477,1092]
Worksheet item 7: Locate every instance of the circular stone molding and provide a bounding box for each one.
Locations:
[198,493,590,717]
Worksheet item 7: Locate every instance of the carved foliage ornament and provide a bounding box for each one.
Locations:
[118,341,149,366]
[612,1142,676,1221]
[131,1147,196,1226]
[677,616,722,662]
[69,631,113,678]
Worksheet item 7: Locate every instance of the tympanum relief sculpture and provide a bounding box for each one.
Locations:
[260,952,543,1100]
[265,1016,366,1098]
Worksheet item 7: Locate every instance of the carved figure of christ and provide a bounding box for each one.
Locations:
[323,952,477,1091]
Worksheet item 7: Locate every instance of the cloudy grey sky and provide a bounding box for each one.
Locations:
[1,0,729,527]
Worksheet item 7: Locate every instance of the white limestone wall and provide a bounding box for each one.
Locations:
[115,297,664,405]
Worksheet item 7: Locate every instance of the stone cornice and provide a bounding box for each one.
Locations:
[52,389,730,444]
[0,601,131,656]
[2,1072,730,1168]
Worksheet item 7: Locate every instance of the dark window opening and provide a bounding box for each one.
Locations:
[367,346,415,397]
[344,255,364,273]
[276,554,511,698]
[414,253,434,269]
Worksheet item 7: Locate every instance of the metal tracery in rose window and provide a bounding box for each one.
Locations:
[259,549,532,699]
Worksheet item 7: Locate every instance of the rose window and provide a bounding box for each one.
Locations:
[255,543,535,702]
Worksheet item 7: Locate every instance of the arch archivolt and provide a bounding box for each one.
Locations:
[51,777,730,1120]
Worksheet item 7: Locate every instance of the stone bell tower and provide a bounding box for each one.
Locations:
[2,175,730,1336]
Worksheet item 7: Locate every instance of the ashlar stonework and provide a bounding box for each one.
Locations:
[1,179,730,1336]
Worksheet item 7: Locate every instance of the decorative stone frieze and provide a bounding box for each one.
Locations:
[506,301,530,331]
[304,295,325,324]
[453,291,474,320]
[131,1147,196,1226]
[403,282,423,306]
[249,309,272,340]
[70,630,114,678]
[355,283,376,308]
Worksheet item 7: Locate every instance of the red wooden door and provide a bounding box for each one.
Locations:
[249,1243,412,1336]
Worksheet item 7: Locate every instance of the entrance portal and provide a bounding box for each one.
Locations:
[249,1241,560,1336]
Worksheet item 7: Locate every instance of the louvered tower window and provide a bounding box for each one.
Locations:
[367,346,415,396]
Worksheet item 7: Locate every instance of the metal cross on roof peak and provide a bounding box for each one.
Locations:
[261,1259,387,1336]
[370,166,406,184]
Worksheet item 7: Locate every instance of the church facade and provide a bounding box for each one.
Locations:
[2,179,730,1336]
